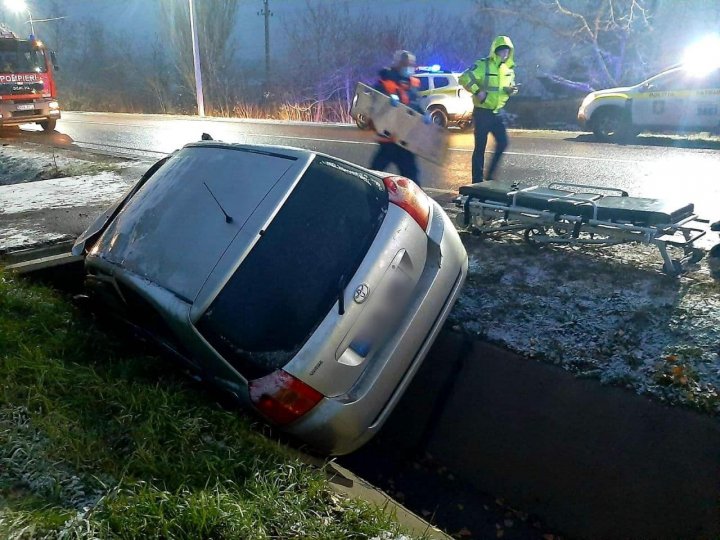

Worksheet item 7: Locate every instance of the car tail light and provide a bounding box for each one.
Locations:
[383,175,430,231]
[249,369,323,425]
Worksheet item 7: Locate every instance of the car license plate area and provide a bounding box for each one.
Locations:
[15,103,35,111]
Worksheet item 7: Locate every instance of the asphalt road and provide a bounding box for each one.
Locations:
[7,111,720,220]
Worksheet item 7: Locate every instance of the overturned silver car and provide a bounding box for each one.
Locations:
[73,140,467,455]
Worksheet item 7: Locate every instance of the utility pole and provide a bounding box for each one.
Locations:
[188,0,205,117]
[258,0,272,93]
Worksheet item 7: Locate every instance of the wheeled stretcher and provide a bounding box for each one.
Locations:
[455,181,707,275]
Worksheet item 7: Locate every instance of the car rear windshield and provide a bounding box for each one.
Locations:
[197,158,388,380]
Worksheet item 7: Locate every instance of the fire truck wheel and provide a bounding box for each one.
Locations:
[39,120,57,132]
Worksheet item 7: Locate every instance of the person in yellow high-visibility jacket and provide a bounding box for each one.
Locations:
[459,36,518,183]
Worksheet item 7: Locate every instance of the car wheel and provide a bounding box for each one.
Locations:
[355,114,371,130]
[428,107,448,129]
[39,119,57,132]
[591,108,635,143]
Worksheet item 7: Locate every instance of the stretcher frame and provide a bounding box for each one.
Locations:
[455,182,707,276]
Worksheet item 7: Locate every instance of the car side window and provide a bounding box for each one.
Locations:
[417,76,430,92]
[434,76,450,89]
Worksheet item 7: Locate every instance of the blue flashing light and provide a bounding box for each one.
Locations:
[430,64,441,72]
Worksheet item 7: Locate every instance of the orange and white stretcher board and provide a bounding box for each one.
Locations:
[350,82,448,165]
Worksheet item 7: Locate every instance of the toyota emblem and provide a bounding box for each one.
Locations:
[353,284,369,304]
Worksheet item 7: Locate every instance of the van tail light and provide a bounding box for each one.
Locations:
[249,369,323,425]
[383,176,431,232]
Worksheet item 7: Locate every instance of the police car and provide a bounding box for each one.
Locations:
[578,65,720,142]
[415,66,474,129]
[355,66,474,130]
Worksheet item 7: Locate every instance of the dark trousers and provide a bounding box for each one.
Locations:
[370,142,420,186]
[472,107,508,183]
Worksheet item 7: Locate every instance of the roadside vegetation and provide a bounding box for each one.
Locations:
[0,270,409,539]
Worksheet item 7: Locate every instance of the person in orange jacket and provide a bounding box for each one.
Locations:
[369,50,428,186]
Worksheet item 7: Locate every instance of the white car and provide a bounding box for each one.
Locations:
[578,65,720,141]
[415,69,474,129]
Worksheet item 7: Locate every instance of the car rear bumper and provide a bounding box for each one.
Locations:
[284,201,468,455]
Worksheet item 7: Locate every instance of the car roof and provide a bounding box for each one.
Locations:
[184,140,315,160]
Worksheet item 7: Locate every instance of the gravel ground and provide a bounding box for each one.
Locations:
[447,229,720,414]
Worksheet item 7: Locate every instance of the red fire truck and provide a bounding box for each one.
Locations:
[0,26,60,131]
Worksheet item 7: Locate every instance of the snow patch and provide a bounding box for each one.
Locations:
[0,226,71,251]
[0,144,125,185]
[0,172,131,215]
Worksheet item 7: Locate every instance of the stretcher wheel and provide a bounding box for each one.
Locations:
[552,221,572,238]
[687,248,705,265]
[523,227,546,248]
[663,259,683,277]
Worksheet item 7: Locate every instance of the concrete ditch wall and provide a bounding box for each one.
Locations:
[380,331,720,539]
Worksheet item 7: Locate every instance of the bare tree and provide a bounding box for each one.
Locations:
[283,0,481,122]
[476,0,656,92]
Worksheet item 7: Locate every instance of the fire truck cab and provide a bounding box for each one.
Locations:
[0,27,60,132]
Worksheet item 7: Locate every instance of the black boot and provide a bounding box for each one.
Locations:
[711,220,720,232]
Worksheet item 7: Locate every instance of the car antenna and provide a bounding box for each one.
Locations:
[203,182,233,223]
